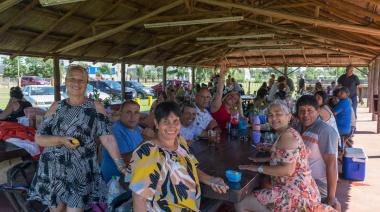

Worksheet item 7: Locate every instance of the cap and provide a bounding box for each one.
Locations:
[339,86,350,95]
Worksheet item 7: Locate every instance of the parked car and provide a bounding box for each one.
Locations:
[22,85,55,110]
[21,76,50,86]
[60,84,111,100]
[117,81,156,98]
[151,80,192,95]
[88,80,136,102]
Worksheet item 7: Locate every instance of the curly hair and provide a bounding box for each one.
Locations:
[10,86,23,99]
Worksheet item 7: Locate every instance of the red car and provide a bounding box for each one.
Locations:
[21,76,50,86]
[151,80,192,95]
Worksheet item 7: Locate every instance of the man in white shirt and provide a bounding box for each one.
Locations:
[192,88,218,130]
[180,103,209,145]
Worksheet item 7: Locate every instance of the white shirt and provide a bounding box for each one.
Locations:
[192,105,213,130]
[180,124,203,140]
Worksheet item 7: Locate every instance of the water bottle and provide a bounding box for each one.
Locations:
[107,176,124,204]
[184,90,190,102]
[230,109,239,138]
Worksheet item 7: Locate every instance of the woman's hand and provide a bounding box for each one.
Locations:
[209,177,229,194]
[255,143,272,152]
[59,136,79,149]
[219,63,228,76]
[238,164,259,172]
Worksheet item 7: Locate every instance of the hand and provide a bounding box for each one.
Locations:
[142,127,155,138]
[238,164,259,172]
[209,177,229,194]
[325,197,341,212]
[60,136,79,149]
[359,97,364,105]
[256,143,272,152]
[219,63,228,76]
[186,140,195,146]
[206,119,218,130]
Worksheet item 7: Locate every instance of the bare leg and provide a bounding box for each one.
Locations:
[49,203,66,212]
[234,193,269,212]
[67,207,84,212]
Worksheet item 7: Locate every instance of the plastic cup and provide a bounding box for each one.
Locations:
[208,129,217,146]
[252,131,261,145]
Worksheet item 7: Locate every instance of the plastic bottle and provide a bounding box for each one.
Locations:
[184,90,190,102]
[252,115,261,145]
[107,176,124,204]
[230,108,239,138]
[190,92,196,103]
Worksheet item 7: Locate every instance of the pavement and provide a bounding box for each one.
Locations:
[336,107,380,212]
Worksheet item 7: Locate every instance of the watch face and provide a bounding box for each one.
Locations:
[258,166,263,173]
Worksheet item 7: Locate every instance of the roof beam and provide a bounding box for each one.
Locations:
[198,0,380,36]
[0,0,22,12]
[24,3,83,51]
[123,23,222,58]
[245,18,380,50]
[0,0,39,35]
[169,40,230,61]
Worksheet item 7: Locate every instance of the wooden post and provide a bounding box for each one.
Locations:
[373,59,379,122]
[53,55,61,101]
[163,65,167,93]
[191,66,195,91]
[121,61,126,101]
[368,63,373,113]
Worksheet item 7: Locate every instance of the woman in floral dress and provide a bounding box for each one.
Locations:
[235,100,336,212]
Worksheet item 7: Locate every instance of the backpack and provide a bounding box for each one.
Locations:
[7,159,38,188]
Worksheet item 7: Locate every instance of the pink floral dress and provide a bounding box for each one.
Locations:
[254,128,336,212]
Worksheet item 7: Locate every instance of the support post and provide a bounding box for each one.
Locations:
[191,66,195,91]
[53,55,61,101]
[163,65,167,93]
[121,61,126,101]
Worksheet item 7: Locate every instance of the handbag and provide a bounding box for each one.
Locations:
[6,159,38,188]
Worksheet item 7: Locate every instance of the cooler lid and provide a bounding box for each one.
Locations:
[344,148,366,158]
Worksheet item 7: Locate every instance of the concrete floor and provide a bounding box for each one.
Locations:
[336,107,380,212]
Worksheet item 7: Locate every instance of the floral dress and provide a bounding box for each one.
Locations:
[125,137,201,211]
[28,99,111,209]
[254,128,336,212]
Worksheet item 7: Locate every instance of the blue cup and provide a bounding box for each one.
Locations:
[226,170,242,182]
[259,115,266,124]
[252,131,261,145]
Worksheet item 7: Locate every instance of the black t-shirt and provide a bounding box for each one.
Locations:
[7,100,33,122]
[298,78,305,88]
[337,74,360,98]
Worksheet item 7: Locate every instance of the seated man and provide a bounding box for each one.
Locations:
[333,86,352,135]
[180,103,209,145]
[101,100,154,182]
[192,88,218,130]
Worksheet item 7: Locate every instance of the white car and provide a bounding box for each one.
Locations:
[60,84,111,100]
[22,85,55,110]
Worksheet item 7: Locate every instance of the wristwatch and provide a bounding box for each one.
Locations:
[257,165,264,173]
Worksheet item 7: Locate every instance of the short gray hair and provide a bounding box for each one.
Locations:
[266,99,291,115]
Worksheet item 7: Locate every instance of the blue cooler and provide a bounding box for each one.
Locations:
[343,148,367,181]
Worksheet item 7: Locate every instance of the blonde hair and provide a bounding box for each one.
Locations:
[66,65,89,83]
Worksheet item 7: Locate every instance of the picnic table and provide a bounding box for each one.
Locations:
[0,141,31,163]
[191,131,265,203]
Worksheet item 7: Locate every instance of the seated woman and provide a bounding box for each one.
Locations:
[125,101,228,211]
[0,86,32,122]
[211,64,245,129]
[314,91,340,140]
[314,82,323,93]
[256,82,268,100]
[235,100,336,212]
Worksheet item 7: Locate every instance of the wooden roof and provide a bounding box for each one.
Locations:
[0,0,379,68]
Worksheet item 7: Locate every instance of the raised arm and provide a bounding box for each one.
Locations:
[210,64,228,113]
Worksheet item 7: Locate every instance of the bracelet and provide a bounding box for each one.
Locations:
[114,157,123,161]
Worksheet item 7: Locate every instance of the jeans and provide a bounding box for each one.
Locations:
[351,96,358,119]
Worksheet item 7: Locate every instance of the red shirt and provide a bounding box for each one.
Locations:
[211,102,230,130]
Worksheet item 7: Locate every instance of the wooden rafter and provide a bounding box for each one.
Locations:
[169,40,230,61]
[241,51,248,66]
[0,0,39,35]
[261,52,267,65]
[124,23,222,58]
[0,0,22,13]
[198,0,380,36]
[302,46,307,64]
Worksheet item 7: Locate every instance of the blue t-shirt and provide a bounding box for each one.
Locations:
[101,121,143,182]
[333,98,352,135]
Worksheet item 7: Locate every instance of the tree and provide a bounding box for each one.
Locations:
[2,57,28,77]
[136,65,145,80]
[24,57,53,78]
[99,63,112,78]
